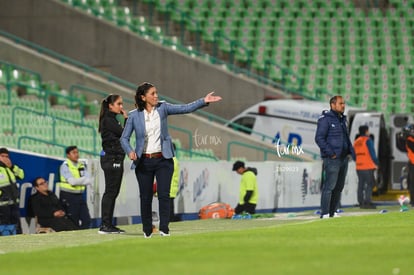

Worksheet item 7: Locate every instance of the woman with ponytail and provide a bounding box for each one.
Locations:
[97,94,128,234]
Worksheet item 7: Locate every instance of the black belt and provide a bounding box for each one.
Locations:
[142,152,163,159]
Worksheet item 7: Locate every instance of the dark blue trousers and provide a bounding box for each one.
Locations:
[60,191,91,229]
[135,157,173,235]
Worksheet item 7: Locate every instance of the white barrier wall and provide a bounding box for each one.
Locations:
[88,159,358,219]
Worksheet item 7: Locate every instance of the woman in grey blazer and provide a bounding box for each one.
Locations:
[120,82,221,238]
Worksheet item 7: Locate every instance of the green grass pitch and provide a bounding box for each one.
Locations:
[1,206,412,275]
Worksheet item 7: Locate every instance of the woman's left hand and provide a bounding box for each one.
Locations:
[204,91,222,103]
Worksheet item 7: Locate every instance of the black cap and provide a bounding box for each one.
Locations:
[232,160,245,171]
[358,125,369,136]
[0,147,9,155]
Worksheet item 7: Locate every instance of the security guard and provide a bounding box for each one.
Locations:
[59,146,92,229]
[169,143,180,222]
[0,147,24,234]
[353,126,378,209]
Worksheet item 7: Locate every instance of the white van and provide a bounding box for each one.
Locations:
[227,99,413,192]
[227,99,362,160]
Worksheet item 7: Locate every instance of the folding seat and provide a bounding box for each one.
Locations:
[112,6,133,27]
[327,46,344,65]
[96,0,116,8]
[152,0,177,14]
[238,35,255,54]
[290,34,306,48]
[394,100,408,113]
[251,53,266,72]
[283,70,304,92]
[199,17,220,43]
[220,24,238,41]
[290,52,307,68]
[267,62,286,84]
[343,45,357,65]
[234,45,252,65]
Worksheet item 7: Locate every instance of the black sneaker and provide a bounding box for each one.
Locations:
[98,225,125,234]
[112,226,126,234]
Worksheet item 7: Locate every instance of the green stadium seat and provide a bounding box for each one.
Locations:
[63,0,414,119]
[154,0,177,14]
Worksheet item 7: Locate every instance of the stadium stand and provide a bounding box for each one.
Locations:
[0,60,220,160]
[0,61,99,157]
[59,0,414,120]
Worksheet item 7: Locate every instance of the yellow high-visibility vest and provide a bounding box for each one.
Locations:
[59,160,86,194]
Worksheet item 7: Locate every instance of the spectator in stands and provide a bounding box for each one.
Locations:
[121,82,221,238]
[98,94,128,234]
[0,147,24,234]
[353,125,378,209]
[58,146,92,229]
[169,143,181,222]
[232,160,258,215]
[29,177,78,232]
[315,96,355,219]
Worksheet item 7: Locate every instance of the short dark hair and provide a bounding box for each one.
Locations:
[232,160,245,171]
[359,125,369,136]
[32,176,43,187]
[65,146,77,155]
[329,96,340,105]
[0,147,9,155]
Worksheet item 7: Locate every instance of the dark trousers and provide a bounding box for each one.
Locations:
[321,157,349,217]
[357,169,375,205]
[169,198,181,222]
[38,216,79,232]
[100,154,124,227]
[408,162,414,206]
[235,203,256,214]
[60,191,91,229]
[0,204,22,234]
[169,198,175,222]
[135,157,173,235]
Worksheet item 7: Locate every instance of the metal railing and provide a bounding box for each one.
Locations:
[17,136,99,158]
[11,106,97,153]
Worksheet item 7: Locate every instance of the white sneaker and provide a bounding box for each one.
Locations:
[144,233,152,239]
[160,231,170,237]
[333,212,341,218]
[320,214,330,219]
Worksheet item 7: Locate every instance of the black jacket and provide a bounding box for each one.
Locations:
[100,111,126,155]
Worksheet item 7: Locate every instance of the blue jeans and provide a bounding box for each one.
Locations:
[357,169,375,205]
[321,157,349,217]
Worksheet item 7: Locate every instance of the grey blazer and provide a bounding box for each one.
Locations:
[120,98,207,166]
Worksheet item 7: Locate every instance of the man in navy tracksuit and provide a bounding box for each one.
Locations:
[315,96,355,218]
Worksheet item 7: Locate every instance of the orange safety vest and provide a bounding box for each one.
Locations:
[354,136,377,170]
[406,136,414,164]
